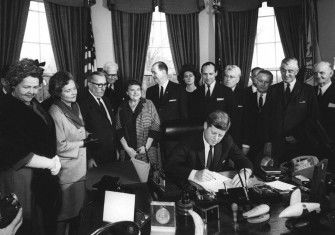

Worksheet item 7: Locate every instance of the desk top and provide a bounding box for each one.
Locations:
[86,161,140,191]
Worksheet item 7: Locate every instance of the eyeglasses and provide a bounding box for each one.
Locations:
[89,81,108,88]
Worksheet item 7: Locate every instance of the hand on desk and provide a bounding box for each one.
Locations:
[194,169,216,182]
[0,208,22,235]
[231,169,252,187]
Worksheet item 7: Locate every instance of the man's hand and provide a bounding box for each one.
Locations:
[137,146,146,155]
[50,156,61,175]
[194,169,216,182]
[242,146,250,156]
[231,169,252,187]
[88,158,97,168]
[0,208,23,235]
[285,136,297,144]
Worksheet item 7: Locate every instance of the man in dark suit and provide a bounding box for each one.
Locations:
[103,62,124,112]
[242,70,273,165]
[263,57,319,165]
[165,110,253,189]
[196,62,236,121]
[314,61,335,170]
[146,61,187,123]
[314,61,335,141]
[247,67,263,94]
[222,65,244,147]
[78,71,117,167]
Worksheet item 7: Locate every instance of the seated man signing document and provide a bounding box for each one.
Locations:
[165,110,253,190]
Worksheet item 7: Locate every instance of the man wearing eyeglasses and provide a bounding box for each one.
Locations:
[262,57,319,166]
[103,62,123,112]
[78,71,117,167]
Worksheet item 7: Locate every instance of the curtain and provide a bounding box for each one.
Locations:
[45,1,90,89]
[111,10,152,86]
[215,9,258,88]
[0,0,30,70]
[274,6,303,65]
[166,13,199,74]
[274,0,320,82]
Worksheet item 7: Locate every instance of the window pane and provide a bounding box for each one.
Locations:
[39,12,50,43]
[40,44,57,74]
[257,43,276,69]
[275,19,281,42]
[252,45,257,68]
[257,17,275,43]
[276,42,285,67]
[38,2,45,13]
[20,42,40,60]
[29,1,40,11]
[23,11,39,43]
[258,2,273,17]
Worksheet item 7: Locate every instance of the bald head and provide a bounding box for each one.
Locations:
[314,61,334,87]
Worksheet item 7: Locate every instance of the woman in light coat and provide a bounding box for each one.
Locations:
[48,71,88,235]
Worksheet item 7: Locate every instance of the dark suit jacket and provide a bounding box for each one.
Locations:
[78,89,117,164]
[265,81,319,159]
[195,82,236,121]
[315,83,335,142]
[146,81,187,123]
[103,81,124,112]
[242,89,270,147]
[229,86,245,146]
[165,133,253,187]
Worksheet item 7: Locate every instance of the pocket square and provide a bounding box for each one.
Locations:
[238,105,243,108]
[328,103,335,108]
[217,98,224,101]
[169,99,177,102]
[299,100,306,104]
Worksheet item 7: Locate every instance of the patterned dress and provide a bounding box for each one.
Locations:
[116,98,161,169]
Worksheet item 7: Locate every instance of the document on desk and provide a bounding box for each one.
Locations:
[103,191,135,223]
[189,172,233,192]
[265,180,296,192]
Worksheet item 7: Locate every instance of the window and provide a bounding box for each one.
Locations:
[251,2,284,84]
[143,7,176,86]
[20,1,56,75]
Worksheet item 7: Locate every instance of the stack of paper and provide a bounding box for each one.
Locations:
[189,172,233,192]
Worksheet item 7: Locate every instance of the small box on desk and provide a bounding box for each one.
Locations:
[150,201,176,235]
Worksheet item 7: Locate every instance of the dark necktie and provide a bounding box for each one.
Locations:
[318,87,322,100]
[97,98,108,119]
[259,93,263,110]
[284,83,291,104]
[159,86,164,101]
[206,85,211,99]
[206,145,213,170]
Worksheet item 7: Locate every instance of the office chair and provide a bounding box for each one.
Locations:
[152,119,203,201]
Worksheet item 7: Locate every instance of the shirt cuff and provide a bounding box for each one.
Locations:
[188,170,197,181]
[240,168,252,177]
[242,144,250,148]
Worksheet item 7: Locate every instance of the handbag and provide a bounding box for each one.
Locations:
[131,157,151,183]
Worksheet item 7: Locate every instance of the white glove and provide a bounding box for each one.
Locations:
[50,155,61,175]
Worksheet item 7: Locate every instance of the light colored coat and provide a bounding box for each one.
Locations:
[49,104,87,184]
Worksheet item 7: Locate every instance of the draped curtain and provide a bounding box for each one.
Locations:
[166,13,200,74]
[0,0,30,71]
[215,9,258,88]
[273,0,320,82]
[274,6,303,64]
[111,11,152,84]
[45,1,91,89]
